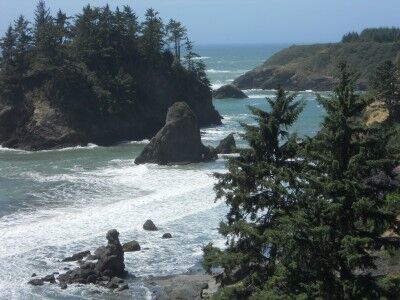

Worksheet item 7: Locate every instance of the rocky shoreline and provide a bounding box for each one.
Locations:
[27,221,219,300]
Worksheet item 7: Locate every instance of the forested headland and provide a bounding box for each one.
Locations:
[0,1,221,150]
[233,28,400,91]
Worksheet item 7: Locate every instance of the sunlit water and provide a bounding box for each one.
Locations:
[0,45,324,299]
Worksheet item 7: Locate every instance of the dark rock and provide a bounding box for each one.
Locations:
[95,230,126,277]
[116,283,129,292]
[106,281,119,289]
[57,229,126,287]
[28,278,44,286]
[215,133,236,154]
[135,102,215,165]
[86,254,97,261]
[86,274,97,284]
[31,273,37,277]
[94,246,106,259]
[42,274,56,284]
[60,282,67,289]
[122,240,141,252]
[53,272,59,275]
[162,233,172,239]
[212,84,248,99]
[63,267,70,271]
[111,277,124,284]
[143,219,158,231]
[62,250,91,262]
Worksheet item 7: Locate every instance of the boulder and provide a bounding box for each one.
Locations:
[215,133,236,154]
[212,84,248,99]
[122,240,141,252]
[62,250,91,262]
[135,102,213,165]
[162,233,172,239]
[28,278,44,286]
[143,220,158,231]
[42,274,56,284]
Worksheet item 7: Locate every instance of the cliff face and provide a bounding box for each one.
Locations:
[234,42,400,91]
[0,66,221,150]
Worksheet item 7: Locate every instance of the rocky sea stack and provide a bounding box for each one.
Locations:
[135,102,215,165]
[212,84,248,99]
[56,229,127,290]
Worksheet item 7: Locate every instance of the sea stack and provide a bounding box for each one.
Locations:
[212,84,249,99]
[135,102,215,165]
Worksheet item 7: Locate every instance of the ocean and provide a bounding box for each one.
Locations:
[0,44,325,299]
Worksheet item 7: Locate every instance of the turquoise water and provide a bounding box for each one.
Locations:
[0,45,324,299]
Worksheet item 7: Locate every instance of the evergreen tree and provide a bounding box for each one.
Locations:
[139,8,165,62]
[203,86,305,298]
[254,62,400,299]
[33,0,56,59]
[166,19,187,60]
[0,25,16,70]
[371,60,400,121]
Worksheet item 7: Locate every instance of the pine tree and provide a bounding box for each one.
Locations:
[166,19,187,60]
[139,8,165,62]
[203,86,305,298]
[13,15,31,75]
[0,25,16,70]
[255,62,400,299]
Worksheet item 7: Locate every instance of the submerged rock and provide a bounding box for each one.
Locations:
[162,233,172,239]
[28,278,44,286]
[212,84,248,99]
[135,102,214,165]
[122,240,141,252]
[143,220,158,231]
[62,250,91,262]
[215,133,236,154]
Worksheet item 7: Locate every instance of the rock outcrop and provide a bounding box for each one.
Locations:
[212,84,248,99]
[55,229,128,290]
[214,133,236,154]
[135,102,215,165]
[0,71,221,151]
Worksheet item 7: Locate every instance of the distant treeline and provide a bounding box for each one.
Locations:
[342,27,400,43]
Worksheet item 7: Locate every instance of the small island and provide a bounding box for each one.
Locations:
[0,3,221,150]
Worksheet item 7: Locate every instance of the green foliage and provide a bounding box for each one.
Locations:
[205,63,400,299]
[343,27,400,43]
[0,1,209,121]
[203,86,305,297]
[370,60,400,122]
[264,41,400,85]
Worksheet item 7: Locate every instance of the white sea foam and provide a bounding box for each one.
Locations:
[0,158,226,298]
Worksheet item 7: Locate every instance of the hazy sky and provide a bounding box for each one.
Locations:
[0,0,399,45]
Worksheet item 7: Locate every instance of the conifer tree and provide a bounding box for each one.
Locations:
[166,19,187,60]
[371,60,400,121]
[140,8,165,62]
[254,62,400,299]
[203,86,305,298]
[0,25,16,70]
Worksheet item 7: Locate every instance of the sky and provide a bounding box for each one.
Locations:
[0,0,399,45]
